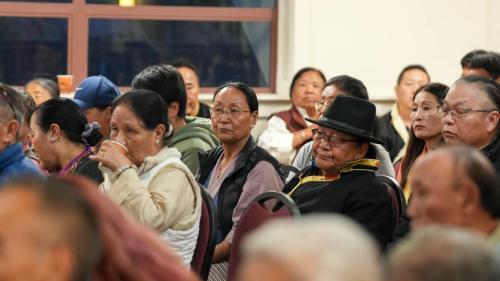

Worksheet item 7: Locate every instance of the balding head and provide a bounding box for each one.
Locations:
[409,146,500,233]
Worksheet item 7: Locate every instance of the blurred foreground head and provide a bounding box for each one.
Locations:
[0,176,197,281]
[238,215,382,281]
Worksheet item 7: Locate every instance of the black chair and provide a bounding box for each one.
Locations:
[376,174,406,225]
[280,164,300,180]
[191,184,217,281]
[227,191,300,281]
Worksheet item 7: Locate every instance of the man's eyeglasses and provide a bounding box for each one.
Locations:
[312,128,358,147]
[210,107,250,118]
[438,105,497,118]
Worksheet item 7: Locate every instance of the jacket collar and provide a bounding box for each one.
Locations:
[0,143,25,171]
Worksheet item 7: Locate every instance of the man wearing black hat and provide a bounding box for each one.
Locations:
[284,95,396,249]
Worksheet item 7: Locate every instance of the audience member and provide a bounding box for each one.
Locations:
[378,64,430,161]
[173,60,211,118]
[92,90,201,266]
[197,82,284,278]
[30,98,103,183]
[132,64,218,174]
[397,83,448,199]
[387,226,500,281]
[441,76,500,172]
[25,78,59,106]
[461,50,500,83]
[293,75,394,179]
[258,67,326,164]
[72,75,121,144]
[239,215,382,281]
[0,83,43,182]
[13,87,38,162]
[0,176,198,281]
[284,96,396,249]
[409,146,500,251]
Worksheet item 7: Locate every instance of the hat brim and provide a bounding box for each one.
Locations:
[72,98,93,110]
[306,117,385,145]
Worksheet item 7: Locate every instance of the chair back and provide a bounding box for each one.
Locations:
[191,184,217,280]
[227,191,300,281]
[376,174,406,225]
[280,164,300,180]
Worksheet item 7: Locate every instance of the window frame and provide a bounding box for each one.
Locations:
[0,0,278,92]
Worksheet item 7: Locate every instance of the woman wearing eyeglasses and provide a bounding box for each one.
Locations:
[397,83,448,200]
[197,82,284,277]
[284,96,396,250]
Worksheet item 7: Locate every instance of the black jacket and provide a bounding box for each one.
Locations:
[377,112,406,161]
[197,137,284,240]
[481,136,500,175]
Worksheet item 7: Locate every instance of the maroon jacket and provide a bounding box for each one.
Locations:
[272,106,308,133]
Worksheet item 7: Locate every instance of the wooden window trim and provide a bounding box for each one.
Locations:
[0,0,278,92]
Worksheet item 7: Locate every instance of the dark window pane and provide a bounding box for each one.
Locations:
[89,20,271,87]
[0,0,71,2]
[0,17,67,85]
[86,0,274,7]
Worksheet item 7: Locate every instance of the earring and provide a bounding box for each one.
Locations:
[251,124,255,128]
[49,137,55,142]
[156,139,160,144]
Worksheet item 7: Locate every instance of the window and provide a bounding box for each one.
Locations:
[0,0,277,91]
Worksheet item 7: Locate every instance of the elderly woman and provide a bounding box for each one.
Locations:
[197,82,284,268]
[284,96,396,249]
[397,83,448,199]
[29,98,103,183]
[258,67,325,163]
[91,89,201,267]
[25,78,59,106]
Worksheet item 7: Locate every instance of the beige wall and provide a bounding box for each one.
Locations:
[202,0,500,137]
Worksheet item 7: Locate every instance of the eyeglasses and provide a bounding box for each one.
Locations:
[0,86,22,123]
[210,107,250,118]
[312,128,358,147]
[438,105,497,119]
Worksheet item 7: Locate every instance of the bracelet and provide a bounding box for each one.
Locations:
[115,164,132,177]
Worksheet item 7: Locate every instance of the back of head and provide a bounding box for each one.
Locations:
[468,51,500,80]
[324,75,369,100]
[0,176,101,281]
[33,98,102,146]
[397,64,430,85]
[387,226,500,281]
[447,145,500,218]
[0,83,25,124]
[241,215,382,281]
[461,49,488,68]
[131,64,187,118]
[73,75,120,110]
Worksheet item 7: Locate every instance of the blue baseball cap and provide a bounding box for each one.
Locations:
[73,75,120,110]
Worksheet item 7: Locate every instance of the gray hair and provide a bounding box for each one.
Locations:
[242,215,382,281]
[386,226,500,281]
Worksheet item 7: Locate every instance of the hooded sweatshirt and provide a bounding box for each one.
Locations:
[168,116,219,175]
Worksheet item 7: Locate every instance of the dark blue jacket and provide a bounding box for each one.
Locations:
[0,143,43,184]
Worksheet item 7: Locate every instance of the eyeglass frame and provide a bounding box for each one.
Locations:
[209,106,251,118]
[438,105,498,119]
[312,128,359,147]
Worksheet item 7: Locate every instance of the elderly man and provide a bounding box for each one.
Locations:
[377,64,430,161]
[387,226,500,281]
[0,84,42,183]
[408,146,500,251]
[441,76,500,172]
[238,215,382,281]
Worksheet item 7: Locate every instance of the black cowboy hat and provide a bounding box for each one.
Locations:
[305,95,384,144]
